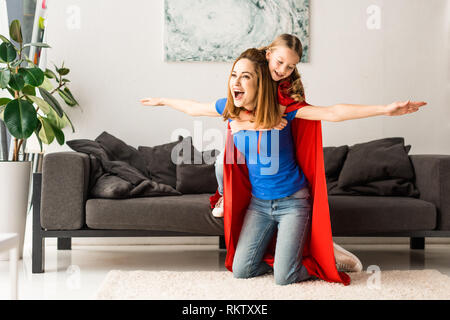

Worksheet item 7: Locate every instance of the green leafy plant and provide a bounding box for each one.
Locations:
[0,19,78,161]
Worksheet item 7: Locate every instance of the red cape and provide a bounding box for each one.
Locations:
[210,81,350,285]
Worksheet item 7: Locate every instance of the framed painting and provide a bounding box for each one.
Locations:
[164,0,309,62]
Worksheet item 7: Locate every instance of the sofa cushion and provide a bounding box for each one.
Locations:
[85,194,223,235]
[67,131,149,177]
[323,142,411,185]
[328,177,420,197]
[94,131,149,175]
[328,195,436,234]
[337,137,415,188]
[138,136,195,188]
[176,148,220,194]
[176,163,218,194]
[323,145,349,182]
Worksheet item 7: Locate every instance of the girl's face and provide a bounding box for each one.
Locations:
[266,46,300,82]
[229,58,258,111]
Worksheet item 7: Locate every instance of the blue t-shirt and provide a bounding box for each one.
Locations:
[215,98,307,200]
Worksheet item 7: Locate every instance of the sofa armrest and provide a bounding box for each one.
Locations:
[41,151,90,230]
[410,154,450,230]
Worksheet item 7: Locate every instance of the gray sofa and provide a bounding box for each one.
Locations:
[32,151,450,273]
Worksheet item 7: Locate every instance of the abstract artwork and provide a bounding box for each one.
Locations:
[164,0,309,62]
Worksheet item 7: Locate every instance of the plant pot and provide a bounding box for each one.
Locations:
[0,160,32,260]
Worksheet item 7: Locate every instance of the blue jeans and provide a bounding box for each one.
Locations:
[215,149,224,195]
[232,186,313,285]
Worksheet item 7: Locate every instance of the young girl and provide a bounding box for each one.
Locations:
[140,38,426,284]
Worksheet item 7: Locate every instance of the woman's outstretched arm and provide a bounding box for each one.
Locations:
[140,97,220,117]
[295,100,427,121]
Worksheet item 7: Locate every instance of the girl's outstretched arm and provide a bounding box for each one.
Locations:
[334,100,427,121]
[140,97,220,117]
[295,100,427,121]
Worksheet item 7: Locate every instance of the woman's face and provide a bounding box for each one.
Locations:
[229,58,258,111]
[266,46,300,82]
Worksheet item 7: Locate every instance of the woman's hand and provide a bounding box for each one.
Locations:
[140,97,164,106]
[385,100,427,116]
[139,98,219,117]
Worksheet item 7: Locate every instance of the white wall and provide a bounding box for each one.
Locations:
[42,0,450,155]
[37,0,450,245]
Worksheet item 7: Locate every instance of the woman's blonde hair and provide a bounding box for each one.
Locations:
[223,48,280,129]
[260,33,305,103]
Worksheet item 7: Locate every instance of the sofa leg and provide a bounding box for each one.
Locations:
[32,233,45,273]
[219,236,226,250]
[32,172,45,273]
[57,238,72,250]
[410,237,425,250]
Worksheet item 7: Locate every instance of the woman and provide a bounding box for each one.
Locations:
[211,34,366,274]
[141,46,426,285]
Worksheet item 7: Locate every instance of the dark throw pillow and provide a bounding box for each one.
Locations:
[175,148,220,194]
[323,145,349,182]
[176,163,218,194]
[67,132,182,198]
[138,136,195,188]
[337,137,415,188]
[94,131,148,175]
[328,178,420,197]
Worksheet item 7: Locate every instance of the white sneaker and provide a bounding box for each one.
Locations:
[212,196,224,218]
[334,242,363,272]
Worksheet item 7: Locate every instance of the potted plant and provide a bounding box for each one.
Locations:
[0,20,78,260]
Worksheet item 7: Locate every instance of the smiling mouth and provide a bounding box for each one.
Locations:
[234,90,245,100]
[275,71,283,78]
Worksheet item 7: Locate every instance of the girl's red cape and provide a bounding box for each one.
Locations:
[210,80,350,285]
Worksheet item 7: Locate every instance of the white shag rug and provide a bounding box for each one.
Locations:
[94,269,450,300]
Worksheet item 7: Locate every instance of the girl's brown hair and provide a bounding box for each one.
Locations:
[260,33,305,103]
[223,48,280,129]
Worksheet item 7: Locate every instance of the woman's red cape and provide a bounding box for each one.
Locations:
[210,80,350,285]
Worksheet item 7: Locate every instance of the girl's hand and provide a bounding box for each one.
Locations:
[140,97,164,106]
[229,120,266,134]
[274,117,288,130]
[385,100,427,116]
[230,121,246,134]
[229,117,288,134]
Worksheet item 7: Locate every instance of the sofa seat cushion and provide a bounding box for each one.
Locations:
[86,194,224,235]
[329,196,437,235]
